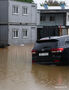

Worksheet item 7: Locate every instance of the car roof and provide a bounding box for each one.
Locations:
[40,35,69,41]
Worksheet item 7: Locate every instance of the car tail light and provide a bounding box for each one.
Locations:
[51,48,64,53]
[32,50,37,54]
[32,60,36,63]
[54,60,60,63]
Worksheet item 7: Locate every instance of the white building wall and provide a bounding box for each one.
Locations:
[8,1,37,24]
[8,25,37,45]
[8,1,37,45]
[37,11,40,25]
[66,12,69,26]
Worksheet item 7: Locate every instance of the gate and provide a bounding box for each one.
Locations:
[37,26,59,40]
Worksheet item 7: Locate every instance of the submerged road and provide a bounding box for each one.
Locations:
[0,44,69,90]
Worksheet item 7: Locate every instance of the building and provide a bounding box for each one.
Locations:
[37,4,69,39]
[0,1,69,46]
[0,0,8,47]
[0,0,37,46]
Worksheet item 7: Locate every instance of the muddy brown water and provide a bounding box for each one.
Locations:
[0,44,69,90]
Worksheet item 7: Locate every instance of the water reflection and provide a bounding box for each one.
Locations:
[32,64,69,89]
[0,48,8,81]
[0,45,33,90]
[0,45,69,90]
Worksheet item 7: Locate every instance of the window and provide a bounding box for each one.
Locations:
[22,7,28,15]
[12,29,19,38]
[22,29,27,38]
[12,5,18,14]
[50,16,55,21]
[40,15,46,21]
[35,40,58,49]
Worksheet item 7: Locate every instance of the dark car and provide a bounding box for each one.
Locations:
[32,35,69,65]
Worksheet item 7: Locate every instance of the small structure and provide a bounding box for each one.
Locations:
[0,0,37,45]
[37,4,69,39]
[0,0,8,47]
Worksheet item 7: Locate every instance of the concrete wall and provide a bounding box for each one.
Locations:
[40,13,65,26]
[8,1,37,24]
[66,12,69,26]
[37,11,40,25]
[8,1,37,45]
[0,0,8,24]
[8,25,37,45]
[0,0,8,46]
[0,25,8,46]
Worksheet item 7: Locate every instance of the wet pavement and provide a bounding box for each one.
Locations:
[0,44,69,90]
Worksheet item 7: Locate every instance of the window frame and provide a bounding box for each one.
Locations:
[22,6,28,15]
[40,15,46,21]
[22,29,28,38]
[12,28,19,38]
[50,16,55,21]
[12,5,19,15]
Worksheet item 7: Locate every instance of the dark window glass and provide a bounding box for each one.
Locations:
[34,40,58,50]
[50,16,55,21]
[40,15,46,21]
[13,29,18,38]
[16,31,18,37]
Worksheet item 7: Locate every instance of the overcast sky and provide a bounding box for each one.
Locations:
[34,0,69,5]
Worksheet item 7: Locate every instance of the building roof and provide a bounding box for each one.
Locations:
[37,3,69,11]
[10,0,36,5]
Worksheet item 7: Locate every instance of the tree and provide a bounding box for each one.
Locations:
[14,0,33,3]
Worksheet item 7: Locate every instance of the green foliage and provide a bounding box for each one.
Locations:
[40,0,66,6]
[14,0,33,3]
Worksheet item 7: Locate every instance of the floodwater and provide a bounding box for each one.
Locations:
[0,44,69,90]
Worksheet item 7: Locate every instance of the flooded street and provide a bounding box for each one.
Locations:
[0,44,69,90]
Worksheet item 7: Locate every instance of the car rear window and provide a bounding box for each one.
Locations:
[34,39,58,50]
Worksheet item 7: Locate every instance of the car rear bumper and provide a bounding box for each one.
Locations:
[32,55,61,64]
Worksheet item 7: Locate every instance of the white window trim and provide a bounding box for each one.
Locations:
[13,37,19,39]
[12,12,19,15]
[22,14,28,16]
